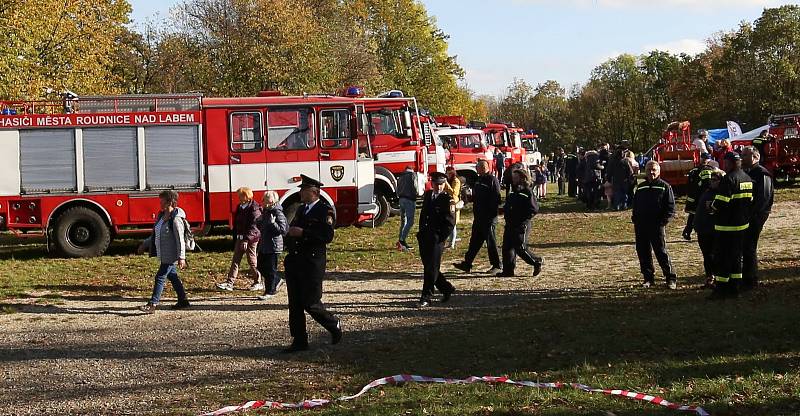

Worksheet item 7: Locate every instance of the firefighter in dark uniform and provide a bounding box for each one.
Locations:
[416,172,456,308]
[682,153,715,241]
[709,152,753,299]
[453,160,502,275]
[498,169,543,277]
[282,175,342,352]
[751,130,772,158]
[632,161,678,289]
[742,146,774,290]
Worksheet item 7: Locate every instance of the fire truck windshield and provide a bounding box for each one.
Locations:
[370,111,402,136]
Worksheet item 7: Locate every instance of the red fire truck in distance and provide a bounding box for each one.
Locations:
[0,93,377,257]
[764,113,800,181]
[358,91,445,227]
[521,133,543,170]
[650,121,699,188]
[435,127,495,185]
[473,121,527,167]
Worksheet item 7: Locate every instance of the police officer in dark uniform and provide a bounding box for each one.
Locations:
[417,172,456,308]
[498,169,543,277]
[453,160,502,275]
[742,146,774,290]
[709,152,753,299]
[282,175,342,352]
[682,153,714,241]
[632,161,678,289]
[565,150,579,197]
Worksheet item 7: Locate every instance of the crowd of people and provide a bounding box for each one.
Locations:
[132,137,773,351]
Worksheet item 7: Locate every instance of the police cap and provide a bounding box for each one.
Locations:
[724,152,741,161]
[431,172,447,185]
[298,174,324,189]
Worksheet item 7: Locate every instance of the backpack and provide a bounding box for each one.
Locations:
[167,211,199,252]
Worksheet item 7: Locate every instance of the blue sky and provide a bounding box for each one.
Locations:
[128,0,795,96]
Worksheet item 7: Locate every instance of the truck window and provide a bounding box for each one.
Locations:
[268,108,316,150]
[459,134,482,149]
[230,112,263,152]
[320,109,351,149]
[370,112,401,136]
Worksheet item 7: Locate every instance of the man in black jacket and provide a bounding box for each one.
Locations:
[499,169,543,277]
[453,160,502,275]
[417,172,456,307]
[282,175,342,352]
[565,150,579,197]
[396,166,419,251]
[632,161,677,289]
[741,146,774,290]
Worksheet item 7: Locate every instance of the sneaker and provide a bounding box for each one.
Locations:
[138,303,157,314]
[452,262,471,273]
[417,300,430,308]
[249,283,265,292]
[667,281,677,290]
[533,258,544,277]
[403,242,414,251]
[274,279,285,292]
[170,300,190,310]
[641,281,653,288]
[257,294,274,301]
[485,267,502,275]
[216,282,234,291]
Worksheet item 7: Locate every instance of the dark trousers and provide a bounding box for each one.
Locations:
[417,233,454,301]
[713,230,745,295]
[557,175,565,194]
[502,220,541,275]
[463,217,501,269]
[284,253,339,344]
[257,252,281,295]
[567,176,577,197]
[697,232,714,278]
[743,215,768,288]
[683,214,695,234]
[634,224,676,282]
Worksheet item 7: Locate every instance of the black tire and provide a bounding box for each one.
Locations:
[358,190,390,228]
[53,206,111,258]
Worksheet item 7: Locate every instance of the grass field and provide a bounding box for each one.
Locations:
[1,183,799,415]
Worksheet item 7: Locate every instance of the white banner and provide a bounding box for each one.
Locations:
[727,121,743,138]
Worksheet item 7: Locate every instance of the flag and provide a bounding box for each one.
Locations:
[727,121,743,138]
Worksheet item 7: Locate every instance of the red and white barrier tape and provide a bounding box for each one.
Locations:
[200,374,709,416]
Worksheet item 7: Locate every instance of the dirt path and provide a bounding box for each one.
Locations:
[1,201,798,415]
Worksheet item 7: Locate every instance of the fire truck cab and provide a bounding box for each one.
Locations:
[435,127,495,185]
[521,133,543,169]
[0,93,377,257]
[475,121,527,167]
[359,92,442,227]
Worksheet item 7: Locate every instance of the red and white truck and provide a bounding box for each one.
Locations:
[0,92,377,257]
[434,127,495,185]
[359,92,445,227]
[474,121,527,167]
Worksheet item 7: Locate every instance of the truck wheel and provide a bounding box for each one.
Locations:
[53,206,111,258]
[359,191,390,228]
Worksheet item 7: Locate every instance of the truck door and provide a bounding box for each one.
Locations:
[264,107,321,192]
[228,110,268,212]
[354,104,375,207]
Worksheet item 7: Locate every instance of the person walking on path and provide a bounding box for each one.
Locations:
[453,160,502,275]
[281,175,342,352]
[217,187,262,292]
[136,190,190,313]
[631,161,678,289]
[498,169,543,277]
[256,190,289,300]
[396,165,419,251]
[417,172,456,308]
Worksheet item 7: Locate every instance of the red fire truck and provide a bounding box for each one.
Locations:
[0,93,377,257]
[763,113,800,181]
[520,133,543,170]
[359,92,445,227]
[435,127,495,185]
[473,121,527,167]
[650,121,699,188]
